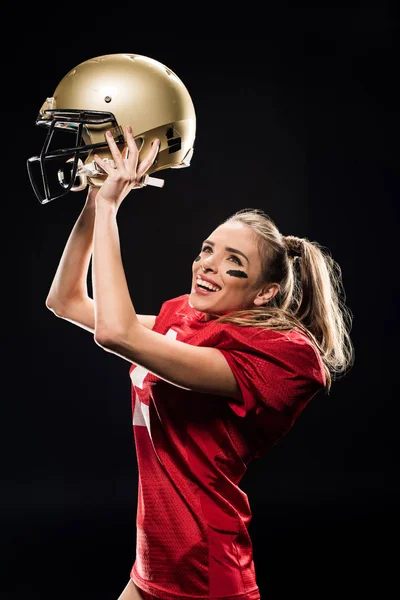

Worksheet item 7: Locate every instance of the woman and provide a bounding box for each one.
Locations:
[46,127,354,600]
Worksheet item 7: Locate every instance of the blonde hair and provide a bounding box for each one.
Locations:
[214,208,355,393]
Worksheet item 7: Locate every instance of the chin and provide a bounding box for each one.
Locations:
[188,291,213,312]
[191,297,229,320]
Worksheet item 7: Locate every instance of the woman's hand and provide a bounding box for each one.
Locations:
[93,126,160,211]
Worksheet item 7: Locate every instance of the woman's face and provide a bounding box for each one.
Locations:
[189,221,277,320]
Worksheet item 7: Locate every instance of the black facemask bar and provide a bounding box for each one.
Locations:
[27,109,124,204]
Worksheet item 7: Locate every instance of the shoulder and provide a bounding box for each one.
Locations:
[285,328,325,373]
[214,321,316,353]
[207,322,326,386]
[271,327,327,388]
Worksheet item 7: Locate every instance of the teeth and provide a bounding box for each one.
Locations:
[196,276,221,292]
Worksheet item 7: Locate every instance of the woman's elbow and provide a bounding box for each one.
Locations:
[45,297,64,317]
[94,328,117,349]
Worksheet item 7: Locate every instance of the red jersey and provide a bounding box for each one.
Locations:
[129,294,326,599]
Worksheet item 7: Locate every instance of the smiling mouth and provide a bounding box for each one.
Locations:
[195,276,221,293]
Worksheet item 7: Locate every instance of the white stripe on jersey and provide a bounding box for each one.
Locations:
[130,328,178,433]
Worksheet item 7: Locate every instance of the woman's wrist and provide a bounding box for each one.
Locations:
[94,195,119,217]
[84,186,99,208]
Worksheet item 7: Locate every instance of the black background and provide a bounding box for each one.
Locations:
[3,4,399,599]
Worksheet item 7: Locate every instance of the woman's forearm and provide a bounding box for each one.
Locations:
[46,193,96,311]
[92,200,139,340]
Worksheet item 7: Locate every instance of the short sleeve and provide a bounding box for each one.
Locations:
[203,324,326,418]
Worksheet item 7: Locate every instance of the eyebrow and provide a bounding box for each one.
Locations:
[202,239,250,264]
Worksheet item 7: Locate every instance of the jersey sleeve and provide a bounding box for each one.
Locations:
[203,324,326,418]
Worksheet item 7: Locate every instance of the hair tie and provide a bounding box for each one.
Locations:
[283,235,303,259]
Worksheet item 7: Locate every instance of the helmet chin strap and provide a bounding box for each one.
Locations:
[77,158,165,189]
[138,174,165,188]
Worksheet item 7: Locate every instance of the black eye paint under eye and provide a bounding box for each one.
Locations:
[194,255,201,262]
[226,270,248,279]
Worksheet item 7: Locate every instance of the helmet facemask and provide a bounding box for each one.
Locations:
[27,109,125,204]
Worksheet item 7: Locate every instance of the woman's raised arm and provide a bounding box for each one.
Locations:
[45,186,155,333]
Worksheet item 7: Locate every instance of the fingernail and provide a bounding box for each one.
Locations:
[127,125,132,133]
[106,130,112,137]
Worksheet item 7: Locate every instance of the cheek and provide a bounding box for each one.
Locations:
[223,275,250,293]
[223,273,256,297]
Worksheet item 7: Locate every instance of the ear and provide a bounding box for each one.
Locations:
[253,283,280,306]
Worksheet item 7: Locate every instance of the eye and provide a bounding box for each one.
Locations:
[229,255,243,266]
[201,245,213,253]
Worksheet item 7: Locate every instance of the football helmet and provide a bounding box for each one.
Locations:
[27,53,196,204]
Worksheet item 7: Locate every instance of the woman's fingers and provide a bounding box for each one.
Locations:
[93,153,115,175]
[105,130,125,169]
[96,126,160,186]
[125,126,139,171]
[137,139,160,180]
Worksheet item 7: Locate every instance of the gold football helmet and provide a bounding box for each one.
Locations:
[27,53,196,204]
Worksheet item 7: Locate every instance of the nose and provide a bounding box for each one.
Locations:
[201,254,217,272]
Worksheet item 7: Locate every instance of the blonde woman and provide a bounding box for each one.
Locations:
[46,127,354,600]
